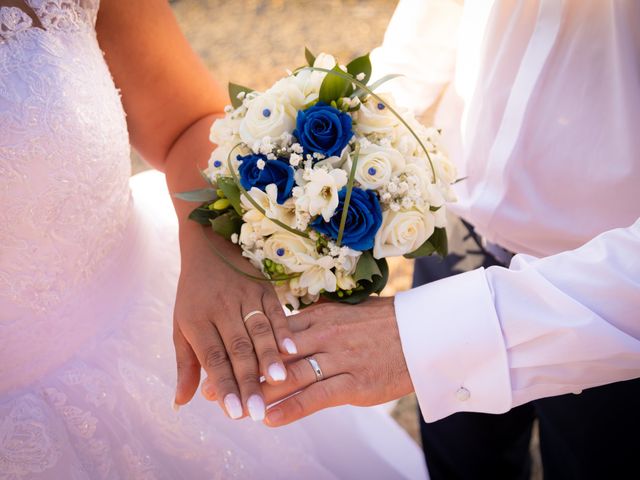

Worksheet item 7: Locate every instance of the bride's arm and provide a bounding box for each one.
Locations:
[96,0,294,420]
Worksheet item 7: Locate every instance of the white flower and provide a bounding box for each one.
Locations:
[346,143,405,190]
[292,53,337,101]
[354,93,399,136]
[210,114,241,145]
[373,209,436,258]
[239,93,297,148]
[296,167,348,221]
[268,76,307,111]
[336,269,357,290]
[241,185,296,236]
[297,254,337,294]
[205,143,245,179]
[263,232,317,272]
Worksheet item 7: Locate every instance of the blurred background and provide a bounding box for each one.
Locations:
[132,2,543,476]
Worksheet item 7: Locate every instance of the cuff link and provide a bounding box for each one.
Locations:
[455,387,471,402]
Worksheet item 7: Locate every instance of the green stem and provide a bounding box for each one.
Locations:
[336,144,360,246]
[298,66,437,183]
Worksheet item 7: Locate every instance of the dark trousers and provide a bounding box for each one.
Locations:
[413,218,640,480]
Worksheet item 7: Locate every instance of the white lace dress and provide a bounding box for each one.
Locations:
[0,2,428,479]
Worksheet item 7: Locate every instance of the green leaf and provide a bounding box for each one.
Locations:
[210,211,242,240]
[429,227,448,257]
[346,53,372,86]
[404,227,448,259]
[188,205,220,226]
[353,251,382,283]
[322,256,389,304]
[228,82,254,109]
[319,66,353,104]
[217,177,243,216]
[173,188,218,203]
[304,46,316,67]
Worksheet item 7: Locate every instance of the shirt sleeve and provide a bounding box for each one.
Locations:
[395,218,640,422]
[370,0,463,115]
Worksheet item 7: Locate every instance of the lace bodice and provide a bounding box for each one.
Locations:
[0,0,134,391]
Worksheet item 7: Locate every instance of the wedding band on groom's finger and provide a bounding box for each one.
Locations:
[261,353,337,406]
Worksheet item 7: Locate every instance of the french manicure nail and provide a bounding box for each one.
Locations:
[224,394,243,420]
[283,338,298,355]
[268,363,287,382]
[247,394,265,422]
[172,400,181,412]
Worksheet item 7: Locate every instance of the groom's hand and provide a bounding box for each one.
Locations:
[261,296,414,427]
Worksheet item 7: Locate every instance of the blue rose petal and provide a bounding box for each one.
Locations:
[294,103,353,158]
[311,187,382,251]
[237,154,294,204]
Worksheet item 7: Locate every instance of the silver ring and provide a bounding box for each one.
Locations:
[305,356,324,382]
[243,310,264,323]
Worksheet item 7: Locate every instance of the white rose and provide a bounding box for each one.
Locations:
[373,209,435,258]
[263,232,317,272]
[347,144,405,190]
[205,143,246,179]
[239,93,296,148]
[354,93,399,136]
[267,76,307,111]
[433,152,457,186]
[210,114,241,146]
[296,167,348,221]
[292,53,337,102]
[297,254,337,294]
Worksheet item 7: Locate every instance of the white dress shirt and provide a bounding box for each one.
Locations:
[371,0,640,422]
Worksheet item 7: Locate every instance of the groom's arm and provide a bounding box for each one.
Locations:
[260,218,640,426]
[396,218,640,421]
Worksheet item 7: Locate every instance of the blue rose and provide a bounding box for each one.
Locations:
[237,154,294,204]
[311,187,382,251]
[294,103,353,157]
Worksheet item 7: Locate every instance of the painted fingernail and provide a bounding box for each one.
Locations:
[247,394,265,422]
[266,407,283,425]
[172,400,181,412]
[224,394,243,420]
[268,363,287,382]
[283,338,298,355]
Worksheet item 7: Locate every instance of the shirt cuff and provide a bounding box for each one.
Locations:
[394,267,512,422]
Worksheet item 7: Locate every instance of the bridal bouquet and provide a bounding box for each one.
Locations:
[179,49,457,309]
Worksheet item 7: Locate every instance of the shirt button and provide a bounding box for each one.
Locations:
[456,387,471,402]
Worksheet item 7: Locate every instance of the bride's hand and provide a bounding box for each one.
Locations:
[173,225,297,421]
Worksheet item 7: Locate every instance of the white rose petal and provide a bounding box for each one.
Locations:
[239,93,297,148]
[373,209,436,258]
[347,144,405,190]
[354,93,399,136]
[263,232,317,272]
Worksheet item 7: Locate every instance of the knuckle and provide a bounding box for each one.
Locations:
[238,372,260,387]
[229,336,255,359]
[215,375,237,393]
[247,319,273,339]
[257,347,279,362]
[266,304,284,321]
[203,344,229,369]
[289,393,306,416]
[287,363,305,386]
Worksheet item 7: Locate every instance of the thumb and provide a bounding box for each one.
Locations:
[173,323,201,409]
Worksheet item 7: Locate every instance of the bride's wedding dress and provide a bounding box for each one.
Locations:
[0,2,428,478]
